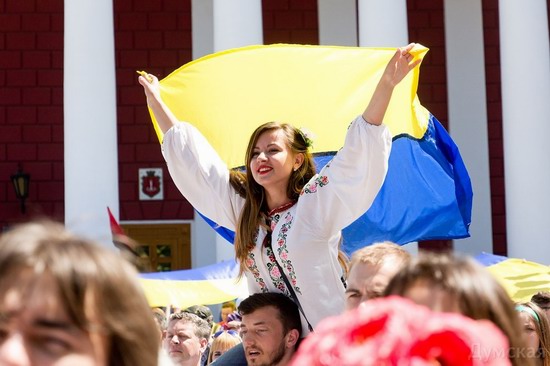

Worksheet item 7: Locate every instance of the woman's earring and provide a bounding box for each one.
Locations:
[293,167,298,172]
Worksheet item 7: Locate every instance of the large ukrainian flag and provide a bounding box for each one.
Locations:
[148,44,472,254]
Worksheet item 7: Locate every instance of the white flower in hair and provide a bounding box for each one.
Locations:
[298,127,315,149]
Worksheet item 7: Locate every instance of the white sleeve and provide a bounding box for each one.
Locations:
[297,115,392,238]
[161,122,245,230]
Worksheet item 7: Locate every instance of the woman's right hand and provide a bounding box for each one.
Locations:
[137,72,180,134]
[138,73,161,107]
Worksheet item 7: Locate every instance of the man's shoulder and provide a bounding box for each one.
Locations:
[212,343,247,366]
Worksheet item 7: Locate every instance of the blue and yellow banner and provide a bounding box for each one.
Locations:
[149,44,472,254]
[139,260,248,308]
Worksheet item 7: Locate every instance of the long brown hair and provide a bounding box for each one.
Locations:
[230,122,315,276]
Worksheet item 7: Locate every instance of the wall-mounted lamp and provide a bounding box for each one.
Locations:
[11,168,30,214]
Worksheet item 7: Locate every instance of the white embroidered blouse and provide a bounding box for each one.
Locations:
[162,115,392,335]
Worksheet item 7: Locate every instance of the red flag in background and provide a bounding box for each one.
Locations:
[107,207,139,257]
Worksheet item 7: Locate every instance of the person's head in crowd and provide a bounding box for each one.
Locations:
[183,305,216,366]
[207,330,242,364]
[344,241,411,310]
[0,220,160,366]
[164,312,210,366]
[532,292,550,320]
[184,305,215,330]
[384,251,529,366]
[289,296,512,366]
[239,293,301,366]
[516,302,550,366]
[220,301,237,325]
[224,311,242,331]
[152,307,167,341]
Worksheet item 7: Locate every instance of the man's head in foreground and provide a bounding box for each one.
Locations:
[239,293,302,366]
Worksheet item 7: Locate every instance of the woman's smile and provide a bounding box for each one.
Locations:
[250,129,295,189]
[257,165,273,175]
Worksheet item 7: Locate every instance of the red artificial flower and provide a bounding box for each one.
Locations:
[289,296,511,366]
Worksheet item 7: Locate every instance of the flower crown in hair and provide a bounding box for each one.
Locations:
[298,127,315,150]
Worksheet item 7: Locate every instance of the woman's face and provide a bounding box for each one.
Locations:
[0,272,109,366]
[519,311,540,356]
[249,129,300,192]
[211,345,231,362]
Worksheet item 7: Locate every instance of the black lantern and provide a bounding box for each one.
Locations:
[11,169,30,214]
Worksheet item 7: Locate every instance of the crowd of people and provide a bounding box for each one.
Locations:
[1,44,548,365]
[2,220,550,366]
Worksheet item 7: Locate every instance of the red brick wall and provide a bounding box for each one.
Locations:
[0,0,65,228]
[482,0,506,255]
[407,0,448,126]
[262,0,319,44]
[115,0,194,221]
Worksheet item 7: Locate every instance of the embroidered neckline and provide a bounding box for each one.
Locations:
[263,200,296,248]
[266,200,296,216]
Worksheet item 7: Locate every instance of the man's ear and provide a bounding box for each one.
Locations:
[285,329,300,349]
[200,337,209,353]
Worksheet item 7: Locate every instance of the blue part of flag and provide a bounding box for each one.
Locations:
[197,212,236,245]
[197,113,472,255]
[140,259,239,280]
[342,113,472,254]
[474,252,508,267]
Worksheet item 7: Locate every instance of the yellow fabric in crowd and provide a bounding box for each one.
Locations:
[140,278,249,308]
[487,258,550,302]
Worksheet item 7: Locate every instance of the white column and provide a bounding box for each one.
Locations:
[357,0,408,47]
[212,0,263,52]
[444,0,492,256]
[64,0,119,246]
[190,0,263,263]
[317,0,358,46]
[191,0,214,60]
[499,0,550,264]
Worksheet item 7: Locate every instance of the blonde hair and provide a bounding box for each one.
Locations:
[207,330,242,364]
[348,241,410,273]
[0,220,160,366]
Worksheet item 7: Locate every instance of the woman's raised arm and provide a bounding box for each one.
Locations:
[138,73,179,134]
[362,43,421,126]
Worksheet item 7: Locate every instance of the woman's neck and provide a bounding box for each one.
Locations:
[265,189,292,212]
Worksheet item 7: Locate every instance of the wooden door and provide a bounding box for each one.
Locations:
[121,223,191,272]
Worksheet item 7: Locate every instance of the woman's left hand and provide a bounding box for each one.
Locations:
[382,43,422,87]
